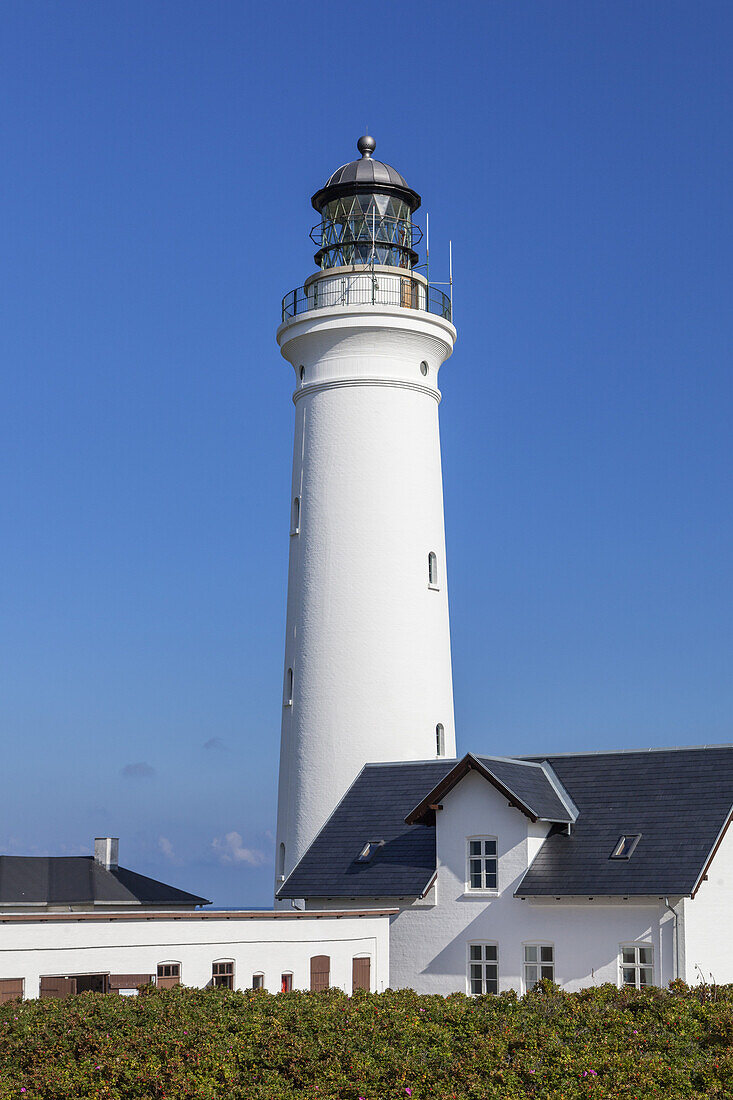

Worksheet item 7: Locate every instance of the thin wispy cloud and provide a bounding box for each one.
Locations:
[203,737,228,753]
[211,831,267,867]
[158,836,182,865]
[121,762,156,779]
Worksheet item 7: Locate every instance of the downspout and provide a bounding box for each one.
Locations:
[663,897,679,982]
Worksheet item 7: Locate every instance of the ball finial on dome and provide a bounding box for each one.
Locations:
[357,134,376,158]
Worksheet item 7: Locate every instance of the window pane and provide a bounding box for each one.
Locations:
[540,946,554,963]
[622,968,636,986]
[524,946,537,963]
[485,945,497,962]
[470,870,482,889]
[469,945,482,961]
[639,967,652,986]
[485,871,497,889]
[469,841,481,856]
[622,948,636,965]
[485,974,498,994]
[541,965,554,980]
[470,976,482,995]
[484,839,497,856]
[470,964,482,980]
[638,947,652,965]
[525,965,538,986]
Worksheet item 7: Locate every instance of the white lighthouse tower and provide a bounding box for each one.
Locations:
[274,136,457,886]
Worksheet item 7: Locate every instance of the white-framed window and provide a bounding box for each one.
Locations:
[291,496,300,535]
[284,667,293,706]
[252,973,264,990]
[524,944,554,989]
[436,723,445,756]
[620,944,653,989]
[466,837,498,891]
[280,972,293,993]
[428,551,438,588]
[468,943,498,995]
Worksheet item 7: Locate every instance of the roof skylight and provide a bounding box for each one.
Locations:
[610,834,641,860]
[356,840,385,864]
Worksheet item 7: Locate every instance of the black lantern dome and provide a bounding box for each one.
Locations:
[310,136,422,270]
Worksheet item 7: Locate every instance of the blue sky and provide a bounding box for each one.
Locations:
[1,0,731,906]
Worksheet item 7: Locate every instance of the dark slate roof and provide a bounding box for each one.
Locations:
[277,760,454,899]
[280,746,733,900]
[516,746,733,897]
[406,754,576,825]
[0,857,210,907]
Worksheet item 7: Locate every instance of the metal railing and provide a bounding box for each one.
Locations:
[281,275,452,323]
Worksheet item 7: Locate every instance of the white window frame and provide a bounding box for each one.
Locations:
[465,836,498,894]
[251,972,264,990]
[523,943,555,990]
[619,943,654,989]
[211,959,235,990]
[467,942,499,996]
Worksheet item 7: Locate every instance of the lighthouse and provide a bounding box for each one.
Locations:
[274,136,457,887]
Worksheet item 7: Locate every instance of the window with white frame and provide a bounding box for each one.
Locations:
[468,943,498,995]
[467,837,497,891]
[252,973,264,990]
[621,945,653,989]
[524,944,554,988]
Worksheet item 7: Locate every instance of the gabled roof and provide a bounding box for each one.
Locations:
[405,754,577,825]
[279,745,733,901]
[0,857,210,908]
[277,760,454,900]
[515,746,733,897]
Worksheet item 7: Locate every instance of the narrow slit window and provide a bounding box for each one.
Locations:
[291,496,300,533]
[278,843,285,878]
[284,668,293,706]
[428,552,438,587]
[436,723,445,756]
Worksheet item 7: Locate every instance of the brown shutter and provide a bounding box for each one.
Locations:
[352,956,370,992]
[310,954,330,992]
[0,979,23,1004]
[108,974,153,992]
[157,975,180,990]
[40,977,77,999]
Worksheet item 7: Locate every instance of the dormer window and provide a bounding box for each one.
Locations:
[466,837,497,892]
[356,840,384,863]
[610,834,641,860]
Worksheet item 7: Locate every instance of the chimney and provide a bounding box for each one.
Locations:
[94,837,119,871]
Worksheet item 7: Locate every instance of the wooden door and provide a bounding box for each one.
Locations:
[40,976,77,999]
[0,979,23,1004]
[310,955,330,992]
[352,956,371,992]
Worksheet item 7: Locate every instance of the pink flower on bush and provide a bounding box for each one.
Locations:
[406,1091,412,1097]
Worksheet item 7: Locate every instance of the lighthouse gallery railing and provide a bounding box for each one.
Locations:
[282,275,452,323]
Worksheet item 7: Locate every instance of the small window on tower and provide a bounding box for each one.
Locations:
[420,361,429,376]
[284,668,293,707]
[299,365,305,380]
[428,552,438,588]
[436,723,445,756]
[291,497,300,534]
[278,843,285,879]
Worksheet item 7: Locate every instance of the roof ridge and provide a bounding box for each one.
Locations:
[520,743,733,760]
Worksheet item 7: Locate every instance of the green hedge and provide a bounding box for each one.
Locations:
[1,981,732,1099]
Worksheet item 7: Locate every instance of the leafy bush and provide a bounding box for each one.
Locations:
[1,982,732,1098]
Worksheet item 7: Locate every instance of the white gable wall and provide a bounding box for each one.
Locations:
[681,820,733,984]
[388,770,672,993]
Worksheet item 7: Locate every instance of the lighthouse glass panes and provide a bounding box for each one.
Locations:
[468,838,497,890]
[315,194,416,269]
[469,944,498,995]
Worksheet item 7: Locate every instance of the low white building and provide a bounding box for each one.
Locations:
[0,908,392,1002]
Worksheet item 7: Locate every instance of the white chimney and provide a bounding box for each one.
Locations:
[94,837,119,870]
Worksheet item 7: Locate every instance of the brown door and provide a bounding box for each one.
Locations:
[310,954,330,992]
[109,974,153,994]
[352,956,371,992]
[0,979,23,1004]
[40,977,77,999]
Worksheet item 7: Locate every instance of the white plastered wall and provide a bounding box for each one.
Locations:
[384,770,673,993]
[0,911,391,999]
[681,820,733,984]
